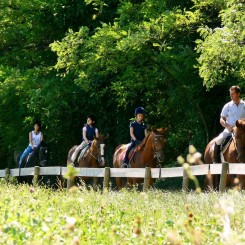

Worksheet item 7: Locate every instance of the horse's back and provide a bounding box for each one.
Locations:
[204,138,216,165]
[113,144,128,168]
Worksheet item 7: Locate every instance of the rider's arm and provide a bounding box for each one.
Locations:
[220,117,233,132]
[83,127,89,144]
[29,132,34,149]
[130,127,136,141]
[144,128,147,138]
[95,128,99,138]
[41,132,44,141]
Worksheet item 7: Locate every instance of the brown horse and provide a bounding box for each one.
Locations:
[113,128,169,189]
[204,118,245,189]
[67,135,108,188]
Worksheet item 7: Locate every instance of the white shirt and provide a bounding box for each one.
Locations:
[29,131,42,148]
[221,99,245,126]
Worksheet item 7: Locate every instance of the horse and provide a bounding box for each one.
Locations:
[204,118,245,189]
[113,128,169,190]
[15,141,50,168]
[67,135,108,188]
[14,141,49,184]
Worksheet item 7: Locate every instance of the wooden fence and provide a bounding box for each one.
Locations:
[0,162,244,192]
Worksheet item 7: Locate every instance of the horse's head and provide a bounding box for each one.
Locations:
[91,134,109,167]
[234,119,245,162]
[39,145,49,167]
[151,127,169,163]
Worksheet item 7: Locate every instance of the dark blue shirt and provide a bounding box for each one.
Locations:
[83,124,97,141]
[130,120,147,141]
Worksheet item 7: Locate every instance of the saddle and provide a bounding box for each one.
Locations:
[220,135,233,162]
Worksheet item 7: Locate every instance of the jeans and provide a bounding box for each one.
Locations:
[19,146,33,168]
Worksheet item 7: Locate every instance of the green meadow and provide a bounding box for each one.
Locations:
[1,180,245,244]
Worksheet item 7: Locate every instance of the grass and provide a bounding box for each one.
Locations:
[1,179,245,244]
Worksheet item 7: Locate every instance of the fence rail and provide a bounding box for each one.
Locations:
[0,162,244,191]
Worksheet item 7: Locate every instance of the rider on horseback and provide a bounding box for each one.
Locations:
[70,115,99,165]
[214,86,245,163]
[122,107,147,168]
[19,120,43,168]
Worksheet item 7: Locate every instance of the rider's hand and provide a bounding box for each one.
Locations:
[227,125,234,132]
[135,139,140,146]
[87,141,92,147]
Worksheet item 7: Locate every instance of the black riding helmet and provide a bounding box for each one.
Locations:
[135,107,146,115]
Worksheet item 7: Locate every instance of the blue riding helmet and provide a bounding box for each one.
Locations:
[135,107,146,115]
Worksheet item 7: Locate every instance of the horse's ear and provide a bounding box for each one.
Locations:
[152,128,157,133]
[236,119,241,127]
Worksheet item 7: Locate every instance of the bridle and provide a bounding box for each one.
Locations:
[152,132,166,164]
[89,140,105,166]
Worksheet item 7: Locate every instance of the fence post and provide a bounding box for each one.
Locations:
[5,168,10,182]
[219,162,229,192]
[67,177,75,189]
[182,168,189,192]
[143,167,151,192]
[33,166,40,186]
[103,167,110,192]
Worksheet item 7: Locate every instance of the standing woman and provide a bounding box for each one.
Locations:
[19,120,43,168]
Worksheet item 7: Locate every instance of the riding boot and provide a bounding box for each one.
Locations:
[213,143,221,164]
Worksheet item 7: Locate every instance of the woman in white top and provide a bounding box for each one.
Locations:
[19,120,43,168]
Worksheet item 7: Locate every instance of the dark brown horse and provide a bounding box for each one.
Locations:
[67,135,108,188]
[204,118,245,189]
[113,128,169,189]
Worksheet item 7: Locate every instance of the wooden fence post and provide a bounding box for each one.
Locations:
[5,168,10,182]
[219,162,229,192]
[33,166,40,186]
[182,168,189,192]
[67,177,75,189]
[103,167,110,192]
[143,167,151,192]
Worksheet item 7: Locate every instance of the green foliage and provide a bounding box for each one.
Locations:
[196,0,245,88]
[0,0,243,168]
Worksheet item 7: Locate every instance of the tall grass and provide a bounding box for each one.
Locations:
[0,180,245,244]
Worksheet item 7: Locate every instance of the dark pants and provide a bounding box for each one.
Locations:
[124,141,136,164]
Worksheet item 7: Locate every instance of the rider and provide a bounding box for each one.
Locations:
[214,85,245,163]
[122,107,147,168]
[71,115,99,165]
[19,120,43,168]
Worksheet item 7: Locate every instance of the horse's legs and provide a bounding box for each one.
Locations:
[116,177,123,190]
[92,177,99,190]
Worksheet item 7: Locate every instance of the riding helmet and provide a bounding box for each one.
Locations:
[135,107,146,115]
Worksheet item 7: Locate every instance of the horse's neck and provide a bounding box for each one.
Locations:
[139,133,154,158]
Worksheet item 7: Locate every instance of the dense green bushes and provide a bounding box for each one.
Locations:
[0,0,244,168]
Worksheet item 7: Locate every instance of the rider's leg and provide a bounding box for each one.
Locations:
[71,141,87,163]
[19,146,33,168]
[214,129,231,163]
[123,141,135,167]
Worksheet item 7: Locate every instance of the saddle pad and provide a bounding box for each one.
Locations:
[221,135,232,152]
[78,145,90,161]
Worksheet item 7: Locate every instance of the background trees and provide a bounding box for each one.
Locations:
[0,0,243,169]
